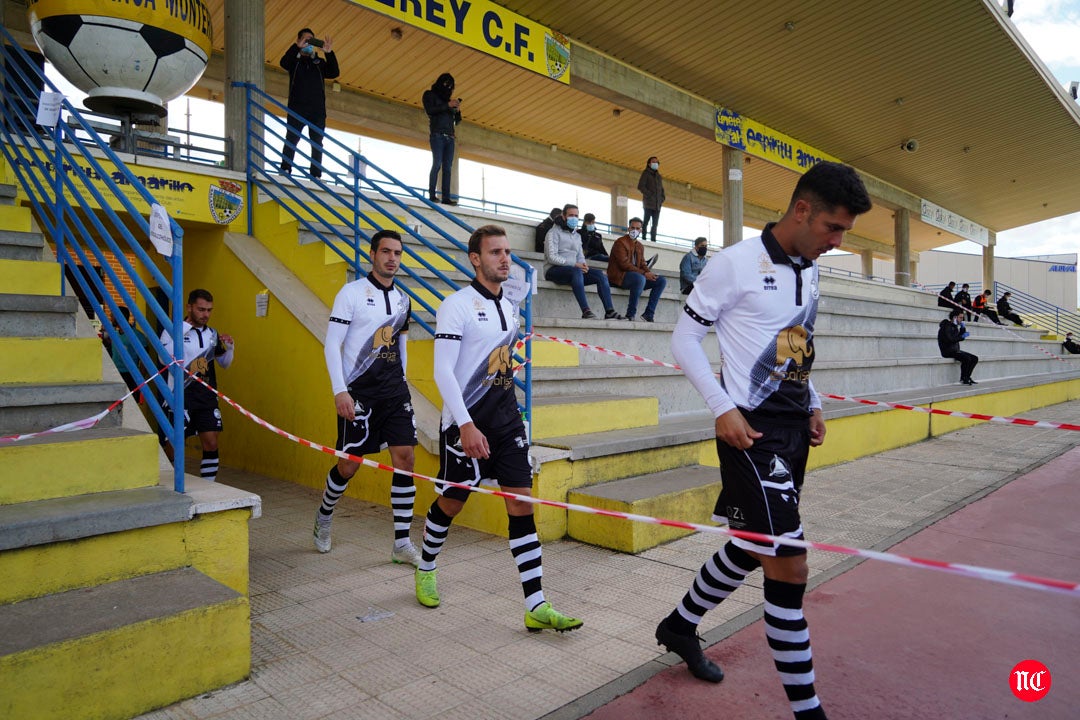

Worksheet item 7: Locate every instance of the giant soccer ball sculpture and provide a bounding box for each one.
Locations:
[28,0,213,117]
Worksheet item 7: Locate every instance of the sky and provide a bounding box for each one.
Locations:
[42,0,1080,257]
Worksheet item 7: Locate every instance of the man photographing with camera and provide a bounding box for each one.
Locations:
[279,28,339,179]
[422,72,462,205]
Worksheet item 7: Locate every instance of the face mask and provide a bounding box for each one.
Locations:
[301,45,315,56]
[565,216,579,230]
[585,224,596,232]
[649,162,659,171]
[696,247,707,257]
[628,229,641,240]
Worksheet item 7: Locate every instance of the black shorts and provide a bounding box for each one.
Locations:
[713,421,810,558]
[159,405,222,442]
[438,420,531,503]
[337,392,417,457]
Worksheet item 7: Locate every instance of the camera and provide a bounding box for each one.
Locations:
[307,38,324,48]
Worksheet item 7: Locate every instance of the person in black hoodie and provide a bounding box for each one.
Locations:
[279,29,339,179]
[938,308,978,385]
[422,73,462,205]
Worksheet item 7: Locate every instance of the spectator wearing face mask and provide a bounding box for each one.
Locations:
[680,237,710,295]
[608,217,667,322]
[279,28,339,178]
[544,204,623,320]
[578,213,609,262]
[637,155,666,243]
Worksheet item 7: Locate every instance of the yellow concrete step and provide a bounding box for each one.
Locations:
[530,394,658,439]
[0,259,59,296]
[0,429,162,506]
[0,204,32,232]
[0,568,249,720]
[0,337,103,384]
[567,465,722,553]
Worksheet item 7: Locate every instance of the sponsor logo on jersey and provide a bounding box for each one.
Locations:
[771,325,813,382]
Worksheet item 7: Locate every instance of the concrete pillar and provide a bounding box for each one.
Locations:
[450,162,460,202]
[224,0,265,173]
[861,249,874,279]
[610,184,630,232]
[909,259,918,285]
[983,231,996,293]
[893,208,911,287]
[722,146,744,248]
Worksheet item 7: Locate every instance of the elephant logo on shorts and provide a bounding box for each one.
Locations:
[487,345,511,376]
[189,356,210,376]
[776,325,813,366]
[375,325,395,348]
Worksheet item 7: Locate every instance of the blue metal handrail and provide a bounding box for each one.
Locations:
[993,281,1080,338]
[235,82,535,432]
[0,30,186,491]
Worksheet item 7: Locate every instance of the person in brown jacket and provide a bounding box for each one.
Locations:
[608,217,667,321]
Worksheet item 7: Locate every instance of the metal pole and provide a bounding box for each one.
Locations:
[171,234,185,493]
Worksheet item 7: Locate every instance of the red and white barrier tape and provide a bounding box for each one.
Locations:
[526,332,1080,432]
[0,362,178,444]
[184,369,1080,599]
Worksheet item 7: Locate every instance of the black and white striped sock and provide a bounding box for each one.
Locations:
[390,472,415,547]
[419,501,453,572]
[667,541,760,635]
[200,450,219,482]
[764,578,826,720]
[508,514,544,611]
[318,466,349,520]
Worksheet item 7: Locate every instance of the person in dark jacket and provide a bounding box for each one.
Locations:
[578,213,609,261]
[534,207,561,252]
[996,291,1027,326]
[954,283,973,321]
[279,29,339,178]
[637,155,666,243]
[422,73,462,205]
[938,308,978,385]
[937,281,956,308]
[1063,332,1080,355]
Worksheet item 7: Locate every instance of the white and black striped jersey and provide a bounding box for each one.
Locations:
[432,279,519,431]
[672,223,821,423]
[325,273,411,399]
[159,321,234,410]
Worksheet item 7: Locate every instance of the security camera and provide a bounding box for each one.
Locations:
[901,139,920,153]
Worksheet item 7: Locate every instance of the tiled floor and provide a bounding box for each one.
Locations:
[136,399,1080,720]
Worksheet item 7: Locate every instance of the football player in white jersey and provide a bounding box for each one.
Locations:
[413,224,582,633]
[313,230,420,565]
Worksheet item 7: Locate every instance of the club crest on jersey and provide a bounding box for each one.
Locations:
[759,253,776,274]
[473,298,488,321]
[365,286,376,306]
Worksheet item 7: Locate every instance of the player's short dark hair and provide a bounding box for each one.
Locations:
[370,229,402,254]
[468,224,507,255]
[790,161,872,217]
[297,28,314,40]
[188,289,213,305]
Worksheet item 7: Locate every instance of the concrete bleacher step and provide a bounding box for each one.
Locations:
[567,465,721,553]
[0,184,16,206]
[0,294,79,337]
[0,567,249,720]
[0,204,31,233]
[0,381,127,435]
[0,230,45,261]
[0,257,60,296]
[530,393,658,439]
[0,428,162,505]
[0,336,104,384]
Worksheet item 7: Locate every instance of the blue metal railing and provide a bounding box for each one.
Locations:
[0,30,187,491]
[992,282,1080,337]
[235,82,535,431]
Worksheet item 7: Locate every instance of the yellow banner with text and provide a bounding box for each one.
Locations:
[715,106,838,174]
[347,0,570,83]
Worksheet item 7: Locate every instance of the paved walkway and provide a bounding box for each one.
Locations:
[136,399,1080,720]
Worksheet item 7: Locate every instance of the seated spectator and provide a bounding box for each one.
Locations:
[579,213,609,262]
[937,281,956,308]
[680,237,709,295]
[937,308,978,385]
[954,283,973,321]
[971,290,1002,324]
[1063,332,1080,355]
[608,217,667,322]
[544,203,622,320]
[534,207,561,252]
[996,291,1028,326]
